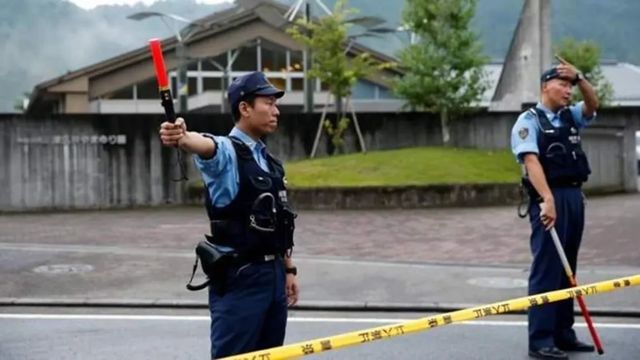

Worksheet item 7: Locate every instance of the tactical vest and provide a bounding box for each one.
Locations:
[523,107,591,197]
[204,136,296,256]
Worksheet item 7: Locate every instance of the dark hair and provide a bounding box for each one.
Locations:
[232,94,257,122]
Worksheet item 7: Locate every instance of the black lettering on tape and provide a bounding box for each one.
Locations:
[320,340,332,351]
[358,332,371,343]
[301,344,314,355]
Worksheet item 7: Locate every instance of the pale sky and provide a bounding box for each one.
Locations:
[67,0,232,10]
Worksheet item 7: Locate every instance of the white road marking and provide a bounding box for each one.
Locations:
[1,314,639,329]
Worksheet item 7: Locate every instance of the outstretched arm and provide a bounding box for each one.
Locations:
[159,117,216,159]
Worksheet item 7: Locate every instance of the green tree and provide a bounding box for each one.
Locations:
[555,38,614,106]
[394,0,488,146]
[287,0,390,154]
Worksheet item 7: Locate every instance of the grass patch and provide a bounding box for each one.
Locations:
[285,147,521,188]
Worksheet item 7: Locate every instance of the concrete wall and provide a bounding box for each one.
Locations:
[1,108,638,211]
[0,115,185,211]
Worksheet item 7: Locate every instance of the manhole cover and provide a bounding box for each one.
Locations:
[33,264,94,274]
[466,277,528,289]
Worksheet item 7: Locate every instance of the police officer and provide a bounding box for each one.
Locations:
[159,71,300,359]
[511,57,599,359]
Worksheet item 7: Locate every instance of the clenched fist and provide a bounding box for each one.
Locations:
[159,117,187,147]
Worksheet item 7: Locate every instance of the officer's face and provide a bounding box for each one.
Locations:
[242,96,280,135]
[542,78,573,108]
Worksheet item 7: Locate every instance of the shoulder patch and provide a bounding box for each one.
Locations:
[518,127,529,140]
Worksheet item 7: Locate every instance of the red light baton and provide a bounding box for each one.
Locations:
[149,38,176,123]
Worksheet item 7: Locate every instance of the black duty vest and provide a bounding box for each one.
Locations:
[523,107,591,196]
[204,136,296,256]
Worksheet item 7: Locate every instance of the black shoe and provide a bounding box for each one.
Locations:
[528,347,569,359]
[557,340,595,352]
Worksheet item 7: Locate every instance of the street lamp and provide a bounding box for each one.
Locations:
[127,11,206,113]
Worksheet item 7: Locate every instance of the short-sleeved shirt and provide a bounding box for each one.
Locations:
[510,101,596,163]
[193,127,271,208]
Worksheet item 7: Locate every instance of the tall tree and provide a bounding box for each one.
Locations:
[394,0,488,146]
[555,38,614,106]
[288,0,390,154]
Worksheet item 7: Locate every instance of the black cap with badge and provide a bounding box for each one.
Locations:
[227,71,284,114]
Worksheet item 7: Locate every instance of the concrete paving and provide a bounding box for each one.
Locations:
[0,193,639,312]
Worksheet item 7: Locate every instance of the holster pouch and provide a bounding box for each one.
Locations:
[186,236,232,295]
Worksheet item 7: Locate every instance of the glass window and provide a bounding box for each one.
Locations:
[291,78,304,91]
[378,86,396,99]
[188,77,198,95]
[352,80,376,99]
[261,41,287,72]
[187,61,199,71]
[289,50,304,72]
[203,77,223,91]
[170,75,177,96]
[268,77,286,92]
[108,86,133,99]
[137,77,160,99]
[232,46,257,71]
[203,53,227,71]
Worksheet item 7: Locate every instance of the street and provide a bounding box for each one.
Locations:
[1,309,639,359]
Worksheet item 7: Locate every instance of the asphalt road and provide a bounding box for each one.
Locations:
[1,308,639,360]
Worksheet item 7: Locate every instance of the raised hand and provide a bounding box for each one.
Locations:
[554,54,579,81]
[159,117,187,147]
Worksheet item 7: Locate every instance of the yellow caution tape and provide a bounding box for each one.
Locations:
[221,274,640,360]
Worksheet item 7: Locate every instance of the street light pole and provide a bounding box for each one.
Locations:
[127,11,204,114]
[175,41,188,113]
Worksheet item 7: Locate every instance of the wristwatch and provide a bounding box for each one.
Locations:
[573,72,584,85]
[285,266,297,276]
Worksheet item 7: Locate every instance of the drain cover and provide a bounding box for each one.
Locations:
[466,277,528,289]
[33,264,94,274]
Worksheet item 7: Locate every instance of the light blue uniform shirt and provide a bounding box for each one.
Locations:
[193,127,270,208]
[510,101,596,163]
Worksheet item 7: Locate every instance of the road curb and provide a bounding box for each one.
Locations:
[1,298,639,318]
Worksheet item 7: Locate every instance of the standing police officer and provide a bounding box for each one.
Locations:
[511,57,599,359]
[159,71,299,359]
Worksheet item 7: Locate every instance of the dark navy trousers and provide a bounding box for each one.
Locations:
[208,257,287,359]
[527,187,584,350]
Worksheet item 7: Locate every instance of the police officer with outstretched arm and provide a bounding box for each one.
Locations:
[511,57,599,359]
[159,71,300,359]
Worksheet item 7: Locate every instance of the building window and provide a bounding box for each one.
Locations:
[289,50,304,72]
[352,80,377,99]
[378,86,396,99]
[108,86,133,99]
[187,61,199,71]
[268,77,286,91]
[203,77,223,91]
[261,40,287,72]
[137,77,160,99]
[233,46,258,71]
[188,77,198,95]
[204,53,226,70]
[291,78,304,91]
